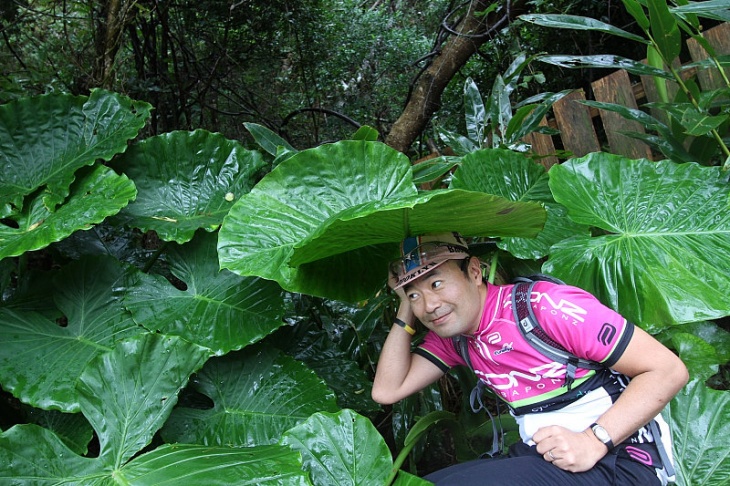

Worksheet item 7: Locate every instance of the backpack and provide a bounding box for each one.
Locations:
[452,275,675,477]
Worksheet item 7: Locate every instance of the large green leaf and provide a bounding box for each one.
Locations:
[76,334,210,467]
[658,321,730,382]
[0,334,298,484]
[0,165,137,260]
[111,130,267,244]
[671,0,730,22]
[280,409,393,486]
[15,404,94,456]
[670,380,730,485]
[0,89,150,216]
[536,54,674,79]
[244,122,297,156]
[0,256,144,412]
[450,149,589,260]
[123,231,287,355]
[545,154,730,328]
[276,293,392,413]
[161,345,339,447]
[218,140,546,302]
[464,77,486,143]
[519,14,648,43]
[118,443,311,485]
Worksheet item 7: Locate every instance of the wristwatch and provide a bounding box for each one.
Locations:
[590,423,614,451]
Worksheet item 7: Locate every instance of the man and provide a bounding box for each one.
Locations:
[372,233,688,485]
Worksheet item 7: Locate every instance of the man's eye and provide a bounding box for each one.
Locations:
[407,292,419,301]
[432,280,443,289]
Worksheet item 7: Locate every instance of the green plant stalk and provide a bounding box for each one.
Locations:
[142,241,170,273]
[488,251,499,284]
[386,439,417,485]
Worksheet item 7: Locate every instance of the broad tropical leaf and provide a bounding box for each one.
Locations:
[111,130,267,244]
[0,89,150,216]
[546,154,730,329]
[0,334,298,485]
[244,122,297,156]
[76,334,210,467]
[161,346,339,447]
[450,149,589,259]
[659,321,730,382]
[281,409,393,486]
[536,54,674,79]
[118,443,311,485]
[16,405,94,456]
[123,231,287,355]
[0,165,137,260]
[0,256,144,412]
[670,380,730,486]
[218,141,546,302]
[0,425,310,485]
[519,14,648,43]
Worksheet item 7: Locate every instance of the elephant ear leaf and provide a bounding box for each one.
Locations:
[111,130,267,244]
[123,231,287,355]
[669,380,730,486]
[0,89,150,216]
[450,149,589,259]
[161,345,339,447]
[218,140,546,302]
[281,409,393,485]
[546,154,730,329]
[0,165,137,260]
[0,256,144,412]
[1,334,304,484]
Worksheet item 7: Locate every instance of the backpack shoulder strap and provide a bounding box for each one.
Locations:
[511,279,604,390]
[452,335,504,457]
[452,334,473,370]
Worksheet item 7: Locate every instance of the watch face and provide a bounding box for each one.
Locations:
[593,425,610,442]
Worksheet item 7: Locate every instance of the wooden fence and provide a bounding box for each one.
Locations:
[522,22,730,167]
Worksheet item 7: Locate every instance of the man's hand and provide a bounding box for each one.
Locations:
[533,425,608,472]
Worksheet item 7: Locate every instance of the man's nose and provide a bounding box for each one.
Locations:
[423,292,441,313]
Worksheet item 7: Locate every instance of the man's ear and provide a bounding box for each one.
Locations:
[468,257,483,283]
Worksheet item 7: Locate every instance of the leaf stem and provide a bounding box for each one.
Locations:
[142,241,169,273]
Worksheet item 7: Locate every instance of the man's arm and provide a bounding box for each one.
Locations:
[533,326,689,472]
[371,302,445,405]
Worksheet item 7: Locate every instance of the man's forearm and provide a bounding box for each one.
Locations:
[590,364,688,447]
[371,320,416,405]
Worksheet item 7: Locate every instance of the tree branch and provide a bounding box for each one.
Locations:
[385,0,527,154]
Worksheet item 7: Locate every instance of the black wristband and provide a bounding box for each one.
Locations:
[393,318,416,336]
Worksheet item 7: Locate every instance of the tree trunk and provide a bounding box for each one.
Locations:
[93,0,136,90]
[385,0,526,154]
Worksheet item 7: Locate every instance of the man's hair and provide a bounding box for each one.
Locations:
[458,256,472,277]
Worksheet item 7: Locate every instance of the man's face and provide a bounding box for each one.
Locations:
[402,258,486,338]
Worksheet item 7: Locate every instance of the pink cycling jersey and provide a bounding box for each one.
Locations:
[415,281,634,412]
[414,281,676,484]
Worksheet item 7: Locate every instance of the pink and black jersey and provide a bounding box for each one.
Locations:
[415,281,633,413]
[413,281,675,484]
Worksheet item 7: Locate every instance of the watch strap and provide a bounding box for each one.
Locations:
[590,422,615,451]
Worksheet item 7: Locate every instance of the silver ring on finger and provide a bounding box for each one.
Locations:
[548,450,556,461]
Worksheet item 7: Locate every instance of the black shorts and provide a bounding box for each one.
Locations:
[424,441,661,486]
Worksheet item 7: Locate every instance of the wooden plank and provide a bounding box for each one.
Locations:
[523,116,559,168]
[687,22,730,92]
[640,58,681,124]
[591,69,653,160]
[552,89,601,158]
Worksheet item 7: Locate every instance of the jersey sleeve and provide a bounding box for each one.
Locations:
[530,281,634,367]
[414,331,466,373]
